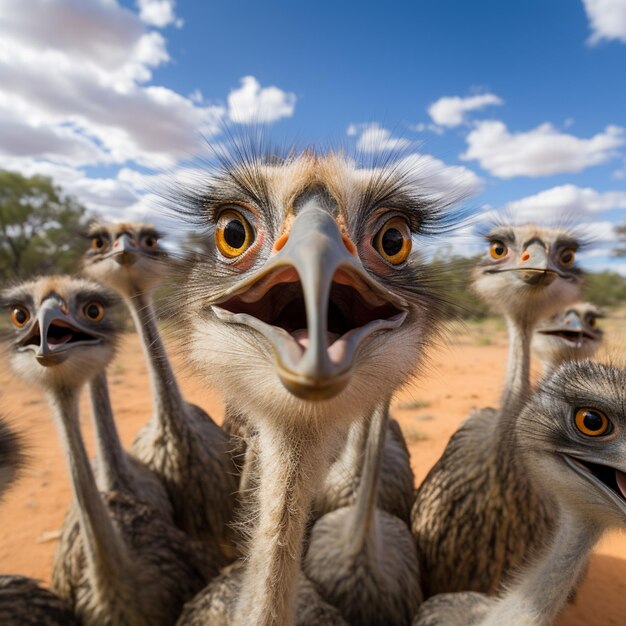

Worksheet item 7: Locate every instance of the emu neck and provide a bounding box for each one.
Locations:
[127,290,185,435]
[89,372,136,494]
[500,315,533,420]
[48,386,131,585]
[483,510,599,626]
[235,421,331,626]
[348,401,387,554]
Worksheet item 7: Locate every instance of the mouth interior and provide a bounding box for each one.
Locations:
[574,458,626,501]
[23,321,97,349]
[539,329,593,343]
[218,271,404,349]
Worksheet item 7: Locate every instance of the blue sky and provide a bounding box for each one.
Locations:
[0,0,625,271]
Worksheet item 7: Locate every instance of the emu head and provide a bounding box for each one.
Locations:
[175,151,455,426]
[1,276,119,390]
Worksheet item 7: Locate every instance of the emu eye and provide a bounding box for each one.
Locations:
[490,241,508,259]
[560,249,576,267]
[91,237,106,250]
[83,302,104,322]
[215,210,254,259]
[575,408,610,437]
[10,306,30,328]
[143,235,158,249]
[588,316,597,329]
[374,218,412,265]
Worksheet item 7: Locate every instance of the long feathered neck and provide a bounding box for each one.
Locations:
[482,508,600,626]
[499,315,533,425]
[347,401,387,554]
[127,290,186,435]
[235,419,333,626]
[48,386,131,584]
[88,371,136,494]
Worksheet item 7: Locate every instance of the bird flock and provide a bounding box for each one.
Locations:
[0,150,623,626]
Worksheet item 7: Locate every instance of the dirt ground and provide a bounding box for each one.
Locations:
[0,314,624,625]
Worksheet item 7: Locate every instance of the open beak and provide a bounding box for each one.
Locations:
[562,453,626,518]
[213,195,408,400]
[18,298,103,366]
[538,311,594,345]
[112,233,139,266]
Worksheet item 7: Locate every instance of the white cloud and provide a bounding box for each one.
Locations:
[411,122,444,135]
[582,0,626,44]
[396,153,484,199]
[0,0,227,170]
[228,76,296,124]
[506,185,626,220]
[351,123,410,153]
[461,120,625,178]
[428,93,503,127]
[137,0,182,28]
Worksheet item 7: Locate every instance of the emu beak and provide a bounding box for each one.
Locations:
[562,454,626,518]
[540,311,584,334]
[112,233,139,266]
[517,244,557,286]
[18,298,102,366]
[213,194,408,400]
[538,311,596,346]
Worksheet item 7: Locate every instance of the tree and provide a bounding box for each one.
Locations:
[0,170,89,283]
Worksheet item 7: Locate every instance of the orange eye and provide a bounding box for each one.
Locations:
[588,316,597,329]
[374,218,412,265]
[10,306,30,328]
[83,301,104,322]
[560,249,576,267]
[490,241,508,259]
[91,236,106,250]
[575,408,610,437]
[215,210,254,258]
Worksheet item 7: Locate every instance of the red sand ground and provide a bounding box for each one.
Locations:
[0,318,624,625]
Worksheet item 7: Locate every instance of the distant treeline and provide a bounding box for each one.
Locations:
[1,170,625,320]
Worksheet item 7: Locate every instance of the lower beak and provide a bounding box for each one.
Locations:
[214,195,408,400]
[519,269,557,286]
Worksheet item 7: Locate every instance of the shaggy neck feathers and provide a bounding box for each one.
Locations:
[88,372,136,494]
[128,291,186,437]
[48,387,131,585]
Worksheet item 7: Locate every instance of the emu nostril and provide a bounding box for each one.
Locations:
[520,252,530,262]
[273,233,289,253]
[342,236,357,256]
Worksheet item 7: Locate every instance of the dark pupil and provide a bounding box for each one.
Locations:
[95,238,103,248]
[382,228,404,257]
[87,305,100,319]
[583,411,604,432]
[562,252,571,263]
[146,238,154,247]
[14,309,26,324]
[224,220,246,249]
[495,245,504,255]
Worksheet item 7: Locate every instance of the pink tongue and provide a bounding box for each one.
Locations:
[48,332,72,347]
[616,470,626,499]
[291,329,340,351]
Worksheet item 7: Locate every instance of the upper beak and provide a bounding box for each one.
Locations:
[213,195,408,400]
[18,299,102,366]
[112,234,139,266]
[540,311,585,335]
